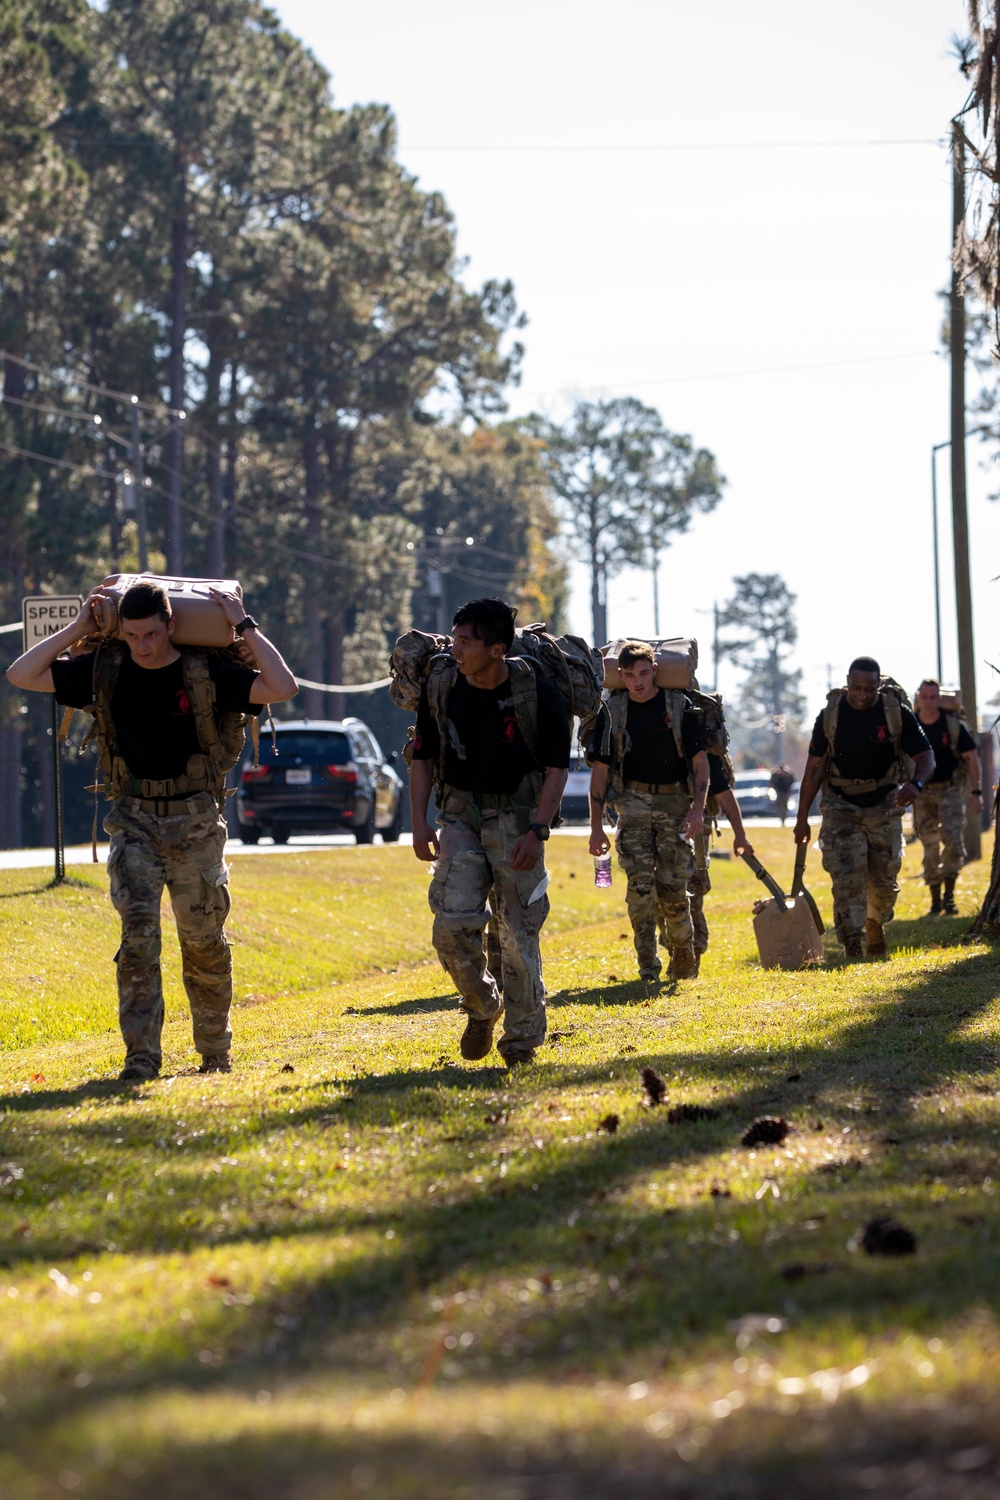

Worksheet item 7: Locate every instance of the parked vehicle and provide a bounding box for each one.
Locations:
[729,768,803,821]
[235,717,404,845]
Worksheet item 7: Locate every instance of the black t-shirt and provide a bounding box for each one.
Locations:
[52,649,260,781]
[412,666,571,794]
[808,698,930,807]
[590,689,705,784]
[920,712,976,785]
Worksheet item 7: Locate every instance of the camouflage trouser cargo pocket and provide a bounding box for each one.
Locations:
[914,784,967,883]
[819,792,903,945]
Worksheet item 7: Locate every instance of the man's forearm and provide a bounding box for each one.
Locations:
[243,628,297,703]
[409,759,434,827]
[6,618,83,690]
[716,789,746,841]
[690,753,709,813]
[534,767,568,827]
[589,763,610,827]
[913,750,935,786]
[965,750,982,788]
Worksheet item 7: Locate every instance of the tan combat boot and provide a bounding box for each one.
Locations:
[865,919,887,959]
[843,936,864,961]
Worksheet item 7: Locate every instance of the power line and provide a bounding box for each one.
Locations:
[1,349,182,419]
[403,136,943,154]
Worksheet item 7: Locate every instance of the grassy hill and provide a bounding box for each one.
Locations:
[0,828,998,1498]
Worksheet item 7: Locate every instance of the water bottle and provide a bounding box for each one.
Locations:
[594,853,612,888]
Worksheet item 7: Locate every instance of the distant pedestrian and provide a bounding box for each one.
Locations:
[770,763,795,824]
[793,657,933,961]
[588,640,709,982]
[912,678,982,915]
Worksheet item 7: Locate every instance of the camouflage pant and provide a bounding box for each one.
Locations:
[614,788,695,977]
[689,864,711,955]
[819,791,903,945]
[914,783,967,883]
[103,797,233,1072]
[429,807,548,1056]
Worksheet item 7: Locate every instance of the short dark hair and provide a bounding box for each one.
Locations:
[618,640,656,668]
[918,677,941,692]
[120,582,171,625]
[452,597,517,652]
[848,655,880,677]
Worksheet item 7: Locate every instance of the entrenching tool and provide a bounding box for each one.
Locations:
[790,840,824,935]
[740,848,824,970]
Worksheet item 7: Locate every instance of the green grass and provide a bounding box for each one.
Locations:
[1,829,999,1498]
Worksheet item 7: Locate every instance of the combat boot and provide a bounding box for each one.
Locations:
[865,919,887,959]
[671,944,698,979]
[460,1011,500,1061]
[843,936,864,961]
[943,877,958,915]
[198,1052,231,1074]
[927,884,943,916]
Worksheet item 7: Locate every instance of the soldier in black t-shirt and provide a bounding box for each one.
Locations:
[588,640,709,982]
[913,678,982,914]
[794,656,933,960]
[410,597,570,1068]
[6,581,297,1081]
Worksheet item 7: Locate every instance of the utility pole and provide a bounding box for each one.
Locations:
[712,602,720,693]
[129,399,149,572]
[950,119,980,860]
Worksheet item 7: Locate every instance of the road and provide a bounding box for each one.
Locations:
[0,819,811,870]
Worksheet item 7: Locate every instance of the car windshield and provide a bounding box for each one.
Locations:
[252,731,352,765]
[736,772,771,787]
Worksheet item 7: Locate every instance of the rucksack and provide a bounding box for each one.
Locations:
[388,624,603,784]
[821,676,911,796]
[62,639,258,802]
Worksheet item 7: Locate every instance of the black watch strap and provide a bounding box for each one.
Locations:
[234,615,258,636]
[529,822,550,841]
[912,779,924,791]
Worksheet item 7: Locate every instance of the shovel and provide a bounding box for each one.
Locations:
[790,840,825,935]
[740,849,789,908]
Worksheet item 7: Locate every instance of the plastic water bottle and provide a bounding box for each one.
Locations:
[594,853,612,888]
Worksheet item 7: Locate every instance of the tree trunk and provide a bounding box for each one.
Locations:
[968,787,1000,936]
[164,150,188,573]
[302,415,324,719]
[328,612,345,722]
[222,360,238,572]
[589,505,604,645]
[205,325,225,577]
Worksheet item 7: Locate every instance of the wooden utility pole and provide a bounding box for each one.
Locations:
[950,120,981,860]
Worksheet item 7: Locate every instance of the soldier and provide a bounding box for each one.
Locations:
[588,640,709,982]
[793,656,933,960]
[912,678,982,915]
[409,597,570,1067]
[686,755,754,974]
[6,581,296,1080]
[769,763,795,824]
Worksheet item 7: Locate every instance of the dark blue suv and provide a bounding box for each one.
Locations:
[235,717,404,845]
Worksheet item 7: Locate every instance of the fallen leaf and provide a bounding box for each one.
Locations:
[279,1063,295,1074]
[204,1275,231,1289]
[606,974,619,982]
[741,1116,790,1147]
[641,1067,667,1106]
[861,1216,917,1256]
[598,1113,620,1134]
[29,1074,45,1084]
[667,1103,720,1124]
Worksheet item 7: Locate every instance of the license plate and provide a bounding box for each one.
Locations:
[285,768,311,785]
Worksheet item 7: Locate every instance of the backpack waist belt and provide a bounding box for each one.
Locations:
[120,791,220,817]
[441,774,541,817]
[827,771,898,796]
[623,778,687,795]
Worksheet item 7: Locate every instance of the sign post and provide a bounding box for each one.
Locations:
[22,595,83,883]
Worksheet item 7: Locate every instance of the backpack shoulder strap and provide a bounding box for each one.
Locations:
[881,686,903,746]
[823,688,844,753]
[667,689,689,761]
[91,642,128,782]
[181,650,225,780]
[506,657,540,761]
[426,656,459,786]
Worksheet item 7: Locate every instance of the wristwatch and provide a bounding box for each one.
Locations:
[234,615,258,636]
[972,788,984,796]
[529,822,550,841]
[912,779,924,791]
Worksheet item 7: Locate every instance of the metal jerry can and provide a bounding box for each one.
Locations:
[742,846,825,970]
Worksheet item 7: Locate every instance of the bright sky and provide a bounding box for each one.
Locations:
[274,0,996,724]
